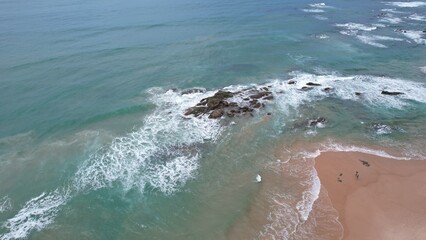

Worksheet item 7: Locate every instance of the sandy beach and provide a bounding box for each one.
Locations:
[315,151,426,240]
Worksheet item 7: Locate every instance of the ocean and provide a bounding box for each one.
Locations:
[0,0,425,239]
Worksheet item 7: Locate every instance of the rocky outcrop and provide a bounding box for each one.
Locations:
[306,82,321,86]
[184,88,273,119]
[381,91,404,96]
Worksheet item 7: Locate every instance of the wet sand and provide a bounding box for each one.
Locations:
[315,151,426,240]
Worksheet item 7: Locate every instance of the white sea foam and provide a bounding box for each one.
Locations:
[314,15,328,20]
[381,8,405,13]
[356,34,404,48]
[302,8,325,13]
[0,190,70,240]
[336,23,378,32]
[259,193,300,240]
[373,124,393,135]
[296,169,321,221]
[1,88,225,239]
[385,1,426,8]
[73,88,223,193]
[269,72,426,112]
[321,142,412,160]
[399,30,426,44]
[336,23,380,36]
[309,3,334,9]
[379,14,403,24]
[408,13,426,21]
[0,196,12,213]
[420,66,426,73]
[4,72,426,239]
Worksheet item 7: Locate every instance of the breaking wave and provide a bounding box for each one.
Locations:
[2,72,426,239]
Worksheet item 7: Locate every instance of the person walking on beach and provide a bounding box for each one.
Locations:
[355,171,359,179]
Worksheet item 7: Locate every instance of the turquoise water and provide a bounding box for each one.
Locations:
[1,0,425,239]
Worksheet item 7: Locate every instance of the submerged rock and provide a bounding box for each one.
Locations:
[300,86,314,91]
[308,117,326,127]
[181,88,206,95]
[306,82,322,86]
[381,90,404,96]
[355,92,362,96]
[288,80,297,84]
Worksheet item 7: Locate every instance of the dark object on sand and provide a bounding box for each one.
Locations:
[339,173,343,176]
[355,171,359,179]
[381,90,404,96]
[338,178,342,183]
[359,160,370,167]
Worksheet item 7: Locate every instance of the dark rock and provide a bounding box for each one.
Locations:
[263,95,274,100]
[262,87,269,91]
[250,91,271,99]
[209,108,224,119]
[243,98,250,101]
[300,86,313,91]
[381,90,404,96]
[229,102,238,107]
[206,98,222,108]
[323,87,333,92]
[306,82,321,86]
[355,92,362,96]
[308,117,326,127]
[184,107,207,117]
[267,112,272,116]
[240,106,253,112]
[181,88,205,95]
[288,80,296,84]
[249,99,258,105]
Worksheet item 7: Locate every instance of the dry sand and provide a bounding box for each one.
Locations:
[315,151,426,240]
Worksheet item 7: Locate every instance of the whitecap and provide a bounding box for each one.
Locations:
[379,14,403,24]
[309,3,334,9]
[373,123,393,135]
[356,34,404,48]
[398,30,426,44]
[0,196,12,213]
[381,8,406,13]
[385,1,426,8]
[336,23,380,36]
[408,13,426,21]
[271,72,426,112]
[1,189,70,240]
[302,9,325,13]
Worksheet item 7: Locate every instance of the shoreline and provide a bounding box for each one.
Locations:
[314,151,426,240]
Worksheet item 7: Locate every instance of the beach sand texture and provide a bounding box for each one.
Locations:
[315,151,426,240]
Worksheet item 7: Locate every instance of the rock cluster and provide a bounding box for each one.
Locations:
[184,88,274,119]
[381,90,404,96]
